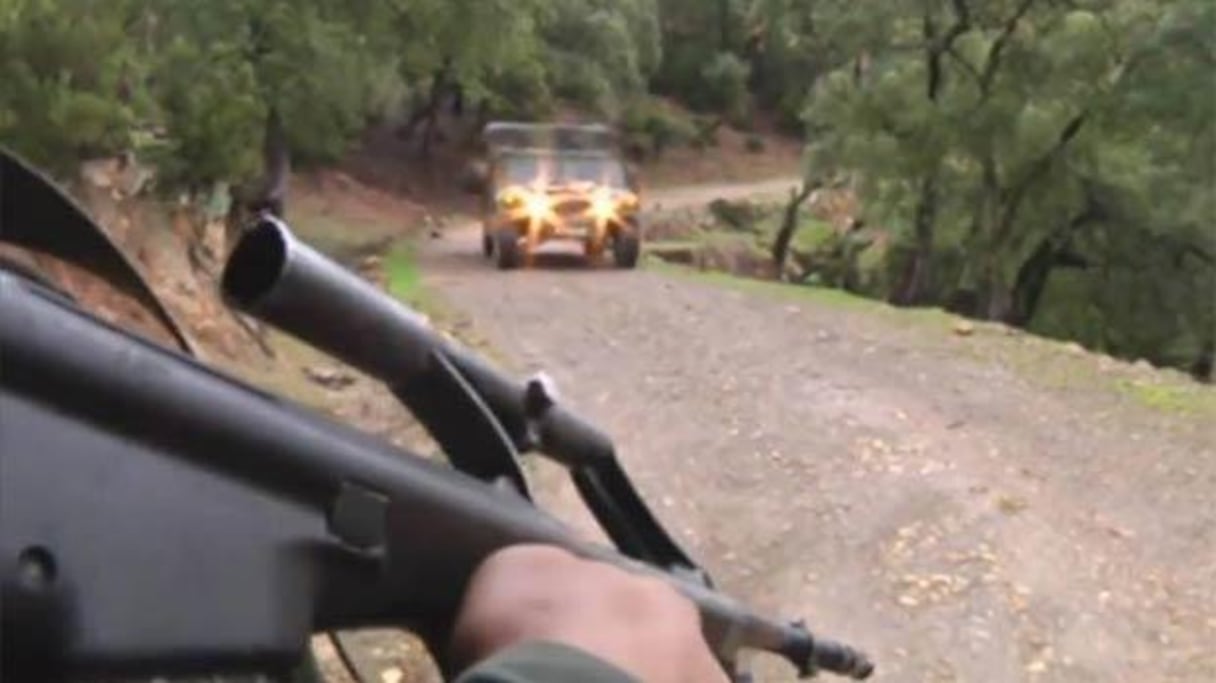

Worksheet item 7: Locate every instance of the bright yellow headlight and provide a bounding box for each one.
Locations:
[591,194,617,222]
[497,189,524,209]
[523,192,552,220]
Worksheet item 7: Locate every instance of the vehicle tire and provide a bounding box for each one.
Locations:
[493,229,522,270]
[612,232,640,269]
[481,232,493,259]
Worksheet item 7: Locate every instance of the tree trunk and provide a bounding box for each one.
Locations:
[468,100,491,149]
[421,61,453,159]
[1192,334,1214,383]
[771,182,816,280]
[1006,237,1089,327]
[950,151,1001,317]
[981,260,1012,321]
[718,0,732,51]
[891,174,939,306]
[889,6,962,307]
[255,107,290,217]
[398,61,453,157]
[1006,201,1100,326]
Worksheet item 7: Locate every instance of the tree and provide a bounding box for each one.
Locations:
[0,0,149,172]
[540,0,662,116]
[151,0,405,209]
[652,0,749,113]
[804,0,1215,375]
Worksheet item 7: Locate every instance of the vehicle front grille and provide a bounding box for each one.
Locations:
[552,198,592,216]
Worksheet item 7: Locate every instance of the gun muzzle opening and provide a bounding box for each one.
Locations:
[221,219,290,309]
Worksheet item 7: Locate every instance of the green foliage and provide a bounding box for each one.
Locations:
[480,62,555,121]
[157,0,396,169]
[540,0,661,114]
[0,0,144,171]
[621,99,697,158]
[650,0,851,129]
[0,0,663,185]
[3,0,1208,382]
[801,0,1215,376]
[151,39,264,188]
[746,0,851,131]
[384,242,426,308]
[652,0,749,114]
[700,52,751,122]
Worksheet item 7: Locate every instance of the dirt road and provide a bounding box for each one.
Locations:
[413,182,1215,682]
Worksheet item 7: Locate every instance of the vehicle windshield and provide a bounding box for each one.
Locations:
[500,153,626,188]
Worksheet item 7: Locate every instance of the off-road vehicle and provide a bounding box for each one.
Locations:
[470,122,642,270]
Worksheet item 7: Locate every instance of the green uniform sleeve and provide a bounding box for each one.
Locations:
[453,641,641,683]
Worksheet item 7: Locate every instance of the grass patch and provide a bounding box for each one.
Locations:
[647,250,1216,432]
[1115,378,1216,416]
[379,238,508,366]
[648,258,953,325]
[383,241,426,307]
[783,217,836,252]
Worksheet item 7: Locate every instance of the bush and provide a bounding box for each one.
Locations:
[648,111,696,156]
[0,5,140,172]
[650,43,711,105]
[548,52,614,112]
[620,100,697,159]
[709,198,762,231]
[153,41,265,189]
[482,61,555,120]
[692,115,722,148]
[699,52,751,121]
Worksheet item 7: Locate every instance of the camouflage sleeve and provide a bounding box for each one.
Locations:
[453,641,641,683]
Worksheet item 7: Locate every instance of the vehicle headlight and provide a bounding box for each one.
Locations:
[523,192,552,220]
[591,193,617,222]
[590,190,639,222]
[497,190,524,210]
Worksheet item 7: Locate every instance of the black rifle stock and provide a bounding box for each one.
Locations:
[0,217,873,681]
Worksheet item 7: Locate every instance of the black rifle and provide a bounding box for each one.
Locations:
[0,150,874,682]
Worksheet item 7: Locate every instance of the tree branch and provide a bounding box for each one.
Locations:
[947,45,983,86]
[924,0,973,101]
[1181,243,1215,266]
[771,181,819,279]
[941,0,973,51]
[979,0,1038,95]
[994,111,1088,244]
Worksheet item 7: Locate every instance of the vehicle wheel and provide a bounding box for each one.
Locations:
[481,232,493,259]
[493,229,522,270]
[612,232,640,269]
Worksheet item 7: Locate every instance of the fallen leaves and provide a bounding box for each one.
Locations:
[996,494,1030,515]
[894,572,974,609]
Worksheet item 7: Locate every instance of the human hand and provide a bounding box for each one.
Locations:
[448,544,729,683]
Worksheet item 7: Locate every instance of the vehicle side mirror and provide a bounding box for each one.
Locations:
[461,161,489,195]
